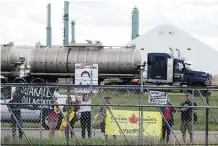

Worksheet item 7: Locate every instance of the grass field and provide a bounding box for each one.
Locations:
[89,90,218,131]
[1,90,218,131]
[1,135,218,146]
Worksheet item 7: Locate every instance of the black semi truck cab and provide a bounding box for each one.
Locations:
[146,53,213,88]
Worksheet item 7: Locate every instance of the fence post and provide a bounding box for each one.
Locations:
[205,88,209,145]
[66,86,70,146]
[139,69,144,145]
[39,87,43,146]
[191,89,195,145]
[90,70,93,139]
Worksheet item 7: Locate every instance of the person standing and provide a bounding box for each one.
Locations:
[60,98,77,138]
[8,90,23,139]
[69,98,81,137]
[80,94,92,139]
[48,101,59,139]
[178,92,198,143]
[160,98,176,143]
[99,96,116,140]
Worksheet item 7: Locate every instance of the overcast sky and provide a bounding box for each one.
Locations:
[0,0,218,50]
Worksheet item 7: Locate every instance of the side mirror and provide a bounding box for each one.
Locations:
[147,61,151,65]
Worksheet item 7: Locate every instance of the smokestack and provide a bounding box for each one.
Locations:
[63,1,69,46]
[71,21,75,43]
[46,3,51,46]
[131,6,139,40]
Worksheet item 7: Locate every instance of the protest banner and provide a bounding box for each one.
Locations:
[148,91,167,105]
[105,109,162,136]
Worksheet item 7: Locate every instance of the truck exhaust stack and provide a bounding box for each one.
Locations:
[176,48,181,57]
[169,47,174,57]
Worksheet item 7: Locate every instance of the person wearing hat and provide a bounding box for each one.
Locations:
[99,96,116,140]
[178,92,198,143]
[160,97,176,143]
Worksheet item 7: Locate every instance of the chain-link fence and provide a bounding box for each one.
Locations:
[1,84,218,145]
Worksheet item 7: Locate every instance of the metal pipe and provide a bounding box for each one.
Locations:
[131,7,139,40]
[139,69,144,145]
[197,90,218,123]
[64,1,69,46]
[176,48,181,57]
[46,3,52,46]
[71,21,75,43]
[2,103,218,109]
[169,47,174,57]
[205,89,209,145]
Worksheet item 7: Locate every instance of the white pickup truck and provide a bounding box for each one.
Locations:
[1,87,82,129]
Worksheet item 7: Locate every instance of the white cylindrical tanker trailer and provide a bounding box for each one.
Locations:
[29,42,142,83]
[1,42,142,84]
[1,42,26,83]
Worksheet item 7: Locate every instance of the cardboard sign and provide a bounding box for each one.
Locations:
[148,91,167,105]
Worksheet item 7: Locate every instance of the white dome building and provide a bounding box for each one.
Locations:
[126,25,218,75]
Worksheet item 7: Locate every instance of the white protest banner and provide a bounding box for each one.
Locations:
[75,63,98,93]
[148,91,167,105]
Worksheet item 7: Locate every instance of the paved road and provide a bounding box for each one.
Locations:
[1,128,218,144]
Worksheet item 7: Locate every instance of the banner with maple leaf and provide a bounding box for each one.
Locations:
[105,109,162,136]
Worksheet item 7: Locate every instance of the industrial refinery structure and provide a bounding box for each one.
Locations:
[0,1,216,91]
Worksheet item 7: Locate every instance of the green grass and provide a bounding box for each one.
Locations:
[1,135,218,146]
[1,91,218,131]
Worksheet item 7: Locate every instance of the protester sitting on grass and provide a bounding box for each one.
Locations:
[99,96,116,140]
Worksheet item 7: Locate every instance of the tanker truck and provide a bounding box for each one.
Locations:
[1,41,142,84]
[1,41,213,95]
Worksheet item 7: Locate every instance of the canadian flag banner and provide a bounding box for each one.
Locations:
[105,109,162,136]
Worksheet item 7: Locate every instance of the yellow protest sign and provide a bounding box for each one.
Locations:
[105,110,162,136]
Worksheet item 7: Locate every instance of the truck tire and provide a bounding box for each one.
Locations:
[41,109,50,130]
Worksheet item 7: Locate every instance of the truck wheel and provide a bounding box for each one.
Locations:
[42,115,50,130]
[41,109,50,130]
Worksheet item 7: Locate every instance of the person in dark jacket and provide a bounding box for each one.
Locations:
[160,98,176,143]
[62,97,80,138]
[8,90,23,139]
[178,92,198,143]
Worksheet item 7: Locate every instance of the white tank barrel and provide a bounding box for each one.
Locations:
[30,43,142,74]
[1,42,20,72]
